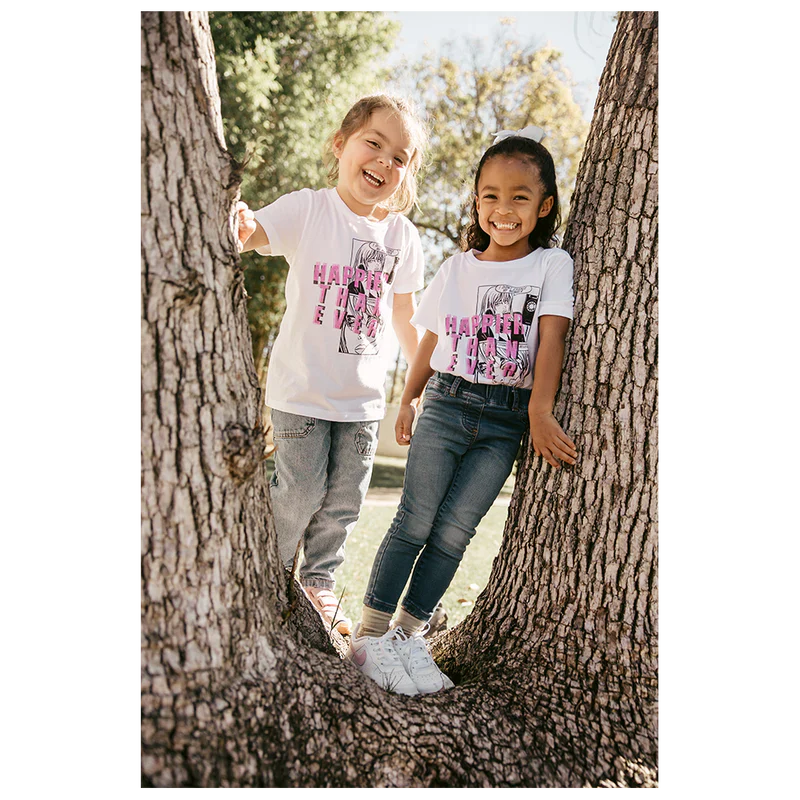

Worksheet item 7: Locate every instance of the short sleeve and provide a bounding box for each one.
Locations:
[538,249,574,319]
[410,263,448,333]
[252,188,314,261]
[391,223,425,295]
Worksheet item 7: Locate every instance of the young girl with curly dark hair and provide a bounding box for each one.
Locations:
[347,127,578,696]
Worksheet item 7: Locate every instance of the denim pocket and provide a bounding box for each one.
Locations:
[424,377,448,400]
[354,421,379,457]
[272,413,316,440]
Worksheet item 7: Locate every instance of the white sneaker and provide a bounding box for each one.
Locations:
[347,625,419,696]
[392,625,455,694]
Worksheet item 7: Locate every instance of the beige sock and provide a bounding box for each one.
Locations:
[396,607,427,636]
[359,606,393,638]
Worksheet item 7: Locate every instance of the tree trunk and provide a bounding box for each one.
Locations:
[141,11,657,788]
[435,11,659,785]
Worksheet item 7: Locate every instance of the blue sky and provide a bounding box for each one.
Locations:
[388,11,616,118]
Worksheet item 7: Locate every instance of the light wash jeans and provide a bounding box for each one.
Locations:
[364,372,530,621]
[269,409,379,590]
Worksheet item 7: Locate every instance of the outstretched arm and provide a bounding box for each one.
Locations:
[528,315,578,468]
[395,330,438,445]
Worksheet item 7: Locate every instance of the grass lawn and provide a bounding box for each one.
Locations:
[265,454,515,631]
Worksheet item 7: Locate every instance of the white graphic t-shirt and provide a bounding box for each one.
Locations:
[412,247,573,388]
[254,188,425,421]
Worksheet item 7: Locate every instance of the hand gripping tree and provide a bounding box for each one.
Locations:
[141,11,657,788]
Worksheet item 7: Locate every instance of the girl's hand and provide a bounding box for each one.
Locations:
[529,409,578,468]
[236,201,257,252]
[395,403,417,445]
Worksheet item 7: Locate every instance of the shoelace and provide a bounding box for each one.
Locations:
[373,627,405,667]
[395,624,435,671]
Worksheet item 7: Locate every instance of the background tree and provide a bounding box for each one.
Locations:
[209,11,399,380]
[392,23,588,267]
[141,10,657,787]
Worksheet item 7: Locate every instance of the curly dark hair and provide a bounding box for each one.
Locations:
[462,136,561,253]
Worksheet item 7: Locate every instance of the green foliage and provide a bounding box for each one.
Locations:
[209,11,400,372]
[390,23,589,274]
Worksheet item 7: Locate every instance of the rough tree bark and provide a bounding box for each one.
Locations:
[141,11,657,788]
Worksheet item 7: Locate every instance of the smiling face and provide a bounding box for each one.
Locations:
[475,156,554,261]
[332,108,414,219]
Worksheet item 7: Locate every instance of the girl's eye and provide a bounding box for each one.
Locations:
[515,195,530,201]
[482,193,497,200]
[394,157,404,166]
[367,140,379,148]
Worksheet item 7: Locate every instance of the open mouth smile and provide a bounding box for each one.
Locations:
[363,169,385,188]
[491,221,520,231]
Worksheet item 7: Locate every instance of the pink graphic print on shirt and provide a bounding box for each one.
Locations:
[311,238,401,356]
[444,283,540,385]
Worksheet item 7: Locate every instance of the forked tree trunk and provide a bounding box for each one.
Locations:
[141,11,658,788]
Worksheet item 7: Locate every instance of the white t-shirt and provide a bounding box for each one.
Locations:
[412,247,574,388]
[254,188,425,421]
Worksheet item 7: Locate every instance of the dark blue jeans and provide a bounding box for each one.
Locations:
[364,372,530,621]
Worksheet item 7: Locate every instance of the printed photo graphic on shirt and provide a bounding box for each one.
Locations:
[444,283,540,385]
[339,239,400,356]
[310,239,401,356]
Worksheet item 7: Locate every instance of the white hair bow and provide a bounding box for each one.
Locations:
[492,125,546,145]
